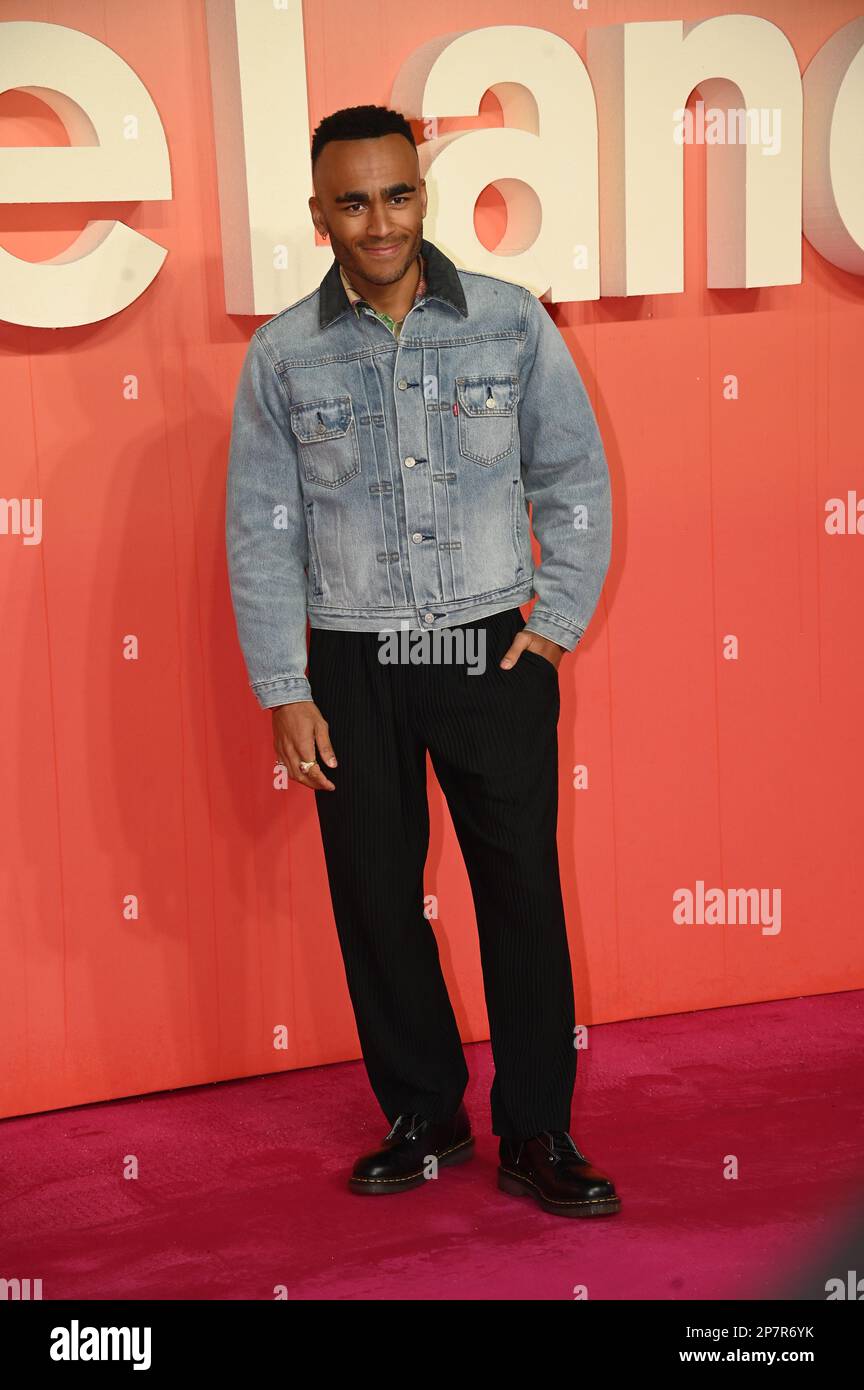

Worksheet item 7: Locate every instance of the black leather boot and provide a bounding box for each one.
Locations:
[348,1102,474,1194]
[498,1130,621,1217]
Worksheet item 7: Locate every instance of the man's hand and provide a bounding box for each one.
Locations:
[272,701,338,791]
[499,631,564,672]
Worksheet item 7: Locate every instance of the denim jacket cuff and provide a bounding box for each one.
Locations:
[251,675,313,710]
[523,609,585,652]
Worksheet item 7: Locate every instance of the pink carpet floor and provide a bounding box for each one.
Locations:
[2,991,862,1301]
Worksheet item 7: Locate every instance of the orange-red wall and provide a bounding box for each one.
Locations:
[2,0,863,1120]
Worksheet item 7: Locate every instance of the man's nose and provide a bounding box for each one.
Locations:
[365,201,395,238]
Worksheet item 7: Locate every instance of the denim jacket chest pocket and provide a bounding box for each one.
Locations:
[289,395,360,487]
[455,374,520,465]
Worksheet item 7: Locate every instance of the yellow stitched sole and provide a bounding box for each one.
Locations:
[498,1165,621,1211]
[349,1135,475,1188]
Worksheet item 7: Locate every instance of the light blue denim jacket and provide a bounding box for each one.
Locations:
[226,237,612,709]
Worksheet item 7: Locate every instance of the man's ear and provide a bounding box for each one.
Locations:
[309,197,328,239]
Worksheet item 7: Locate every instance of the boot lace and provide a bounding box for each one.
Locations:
[543,1130,588,1164]
[385,1113,425,1142]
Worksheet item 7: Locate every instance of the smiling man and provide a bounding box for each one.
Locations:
[226,104,618,1218]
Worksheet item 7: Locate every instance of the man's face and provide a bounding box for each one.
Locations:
[310,133,427,287]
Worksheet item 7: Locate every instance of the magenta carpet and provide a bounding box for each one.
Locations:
[2,991,861,1301]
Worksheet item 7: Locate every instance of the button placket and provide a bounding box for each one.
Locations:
[393,323,442,624]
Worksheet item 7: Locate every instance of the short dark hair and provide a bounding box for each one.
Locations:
[310,104,417,170]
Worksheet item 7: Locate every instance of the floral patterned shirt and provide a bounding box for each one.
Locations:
[339,253,427,340]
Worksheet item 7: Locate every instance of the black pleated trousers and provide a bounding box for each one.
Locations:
[308,605,577,1141]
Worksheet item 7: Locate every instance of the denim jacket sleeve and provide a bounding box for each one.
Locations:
[517,289,612,652]
[225,327,312,709]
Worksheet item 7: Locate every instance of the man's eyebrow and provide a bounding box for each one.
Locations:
[333,182,416,204]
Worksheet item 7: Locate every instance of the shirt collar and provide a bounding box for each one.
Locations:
[339,251,427,320]
[318,236,468,330]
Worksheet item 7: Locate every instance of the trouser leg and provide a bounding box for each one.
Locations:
[417,608,577,1141]
[308,625,469,1126]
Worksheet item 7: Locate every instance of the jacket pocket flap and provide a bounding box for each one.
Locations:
[289,396,353,442]
[455,375,519,416]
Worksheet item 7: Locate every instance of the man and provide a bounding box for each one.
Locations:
[226,104,618,1218]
